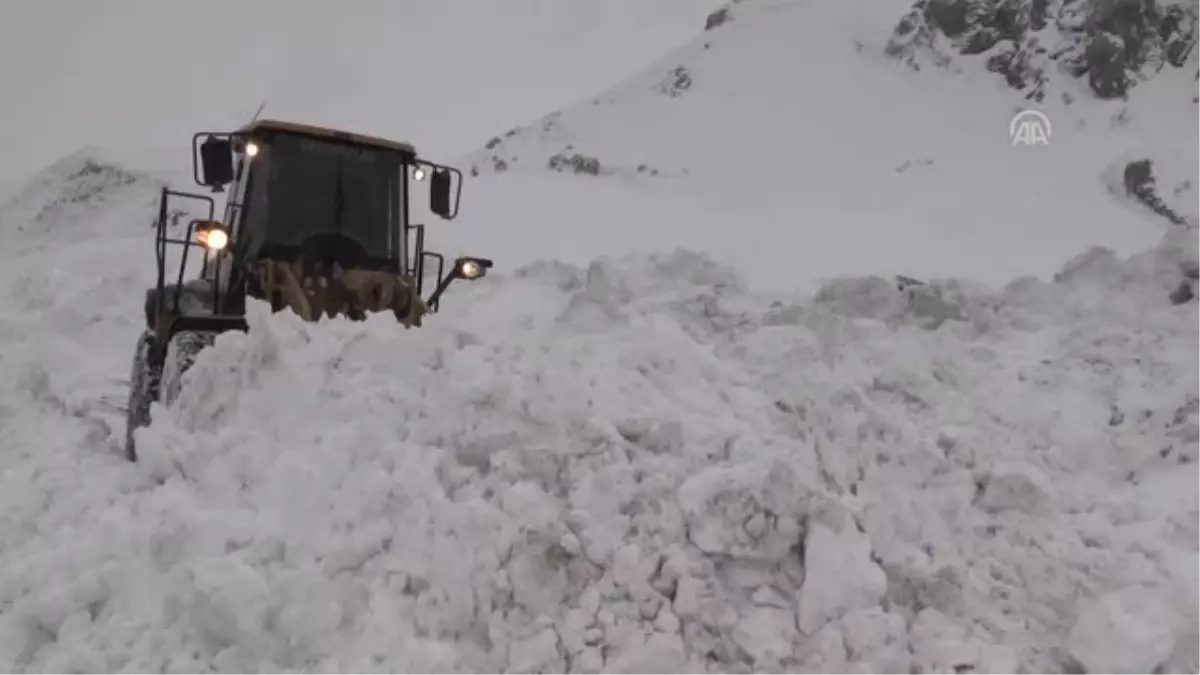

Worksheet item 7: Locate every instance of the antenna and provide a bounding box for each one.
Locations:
[249,100,267,125]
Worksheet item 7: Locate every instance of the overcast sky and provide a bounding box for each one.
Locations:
[0,0,716,184]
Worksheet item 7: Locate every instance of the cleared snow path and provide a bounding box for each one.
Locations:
[1,231,1196,673]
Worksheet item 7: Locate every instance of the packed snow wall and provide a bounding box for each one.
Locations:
[2,232,1195,672]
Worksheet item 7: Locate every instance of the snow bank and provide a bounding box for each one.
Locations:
[2,230,1195,672]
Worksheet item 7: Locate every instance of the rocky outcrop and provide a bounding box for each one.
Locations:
[887,0,1199,101]
[1123,157,1193,227]
[704,0,755,31]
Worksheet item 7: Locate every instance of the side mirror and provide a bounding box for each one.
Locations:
[430,169,454,218]
[199,136,235,189]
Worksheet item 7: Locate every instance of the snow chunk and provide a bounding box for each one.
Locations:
[677,460,816,562]
[797,520,887,634]
[909,608,1018,674]
[814,276,906,321]
[975,460,1056,515]
[182,556,273,652]
[732,606,798,666]
[507,626,563,674]
[1068,585,1183,674]
[605,631,687,673]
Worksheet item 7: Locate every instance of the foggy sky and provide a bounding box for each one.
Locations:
[0,0,715,184]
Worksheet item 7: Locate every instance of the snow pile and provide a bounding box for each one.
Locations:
[2,226,1195,671]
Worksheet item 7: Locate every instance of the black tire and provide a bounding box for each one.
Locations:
[160,330,217,407]
[125,329,163,462]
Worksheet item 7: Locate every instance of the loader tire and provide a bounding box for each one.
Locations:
[160,330,216,408]
[124,329,163,462]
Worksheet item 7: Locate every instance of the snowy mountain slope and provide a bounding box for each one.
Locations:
[0,1,721,186]
[0,198,1196,671]
[0,152,182,423]
[447,0,1197,293]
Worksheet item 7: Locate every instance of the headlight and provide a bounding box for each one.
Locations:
[244,141,259,157]
[198,227,229,251]
[452,256,493,281]
[413,166,427,181]
[460,260,483,279]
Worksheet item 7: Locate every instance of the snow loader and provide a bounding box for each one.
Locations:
[123,119,492,461]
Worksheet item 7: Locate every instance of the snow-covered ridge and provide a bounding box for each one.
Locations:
[465,0,1200,184]
[0,151,161,327]
[2,225,1196,672]
[0,152,176,450]
[442,0,1194,295]
[0,149,161,240]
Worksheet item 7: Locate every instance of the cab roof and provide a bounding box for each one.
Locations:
[239,119,417,155]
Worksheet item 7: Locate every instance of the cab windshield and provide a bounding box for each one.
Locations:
[241,132,406,264]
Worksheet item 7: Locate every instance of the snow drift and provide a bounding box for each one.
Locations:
[2,215,1197,671]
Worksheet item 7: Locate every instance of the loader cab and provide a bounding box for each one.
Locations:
[197,120,458,276]
[185,119,485,312]
[243,134,401,279]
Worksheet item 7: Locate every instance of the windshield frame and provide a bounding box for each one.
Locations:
[236,130,411,270]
